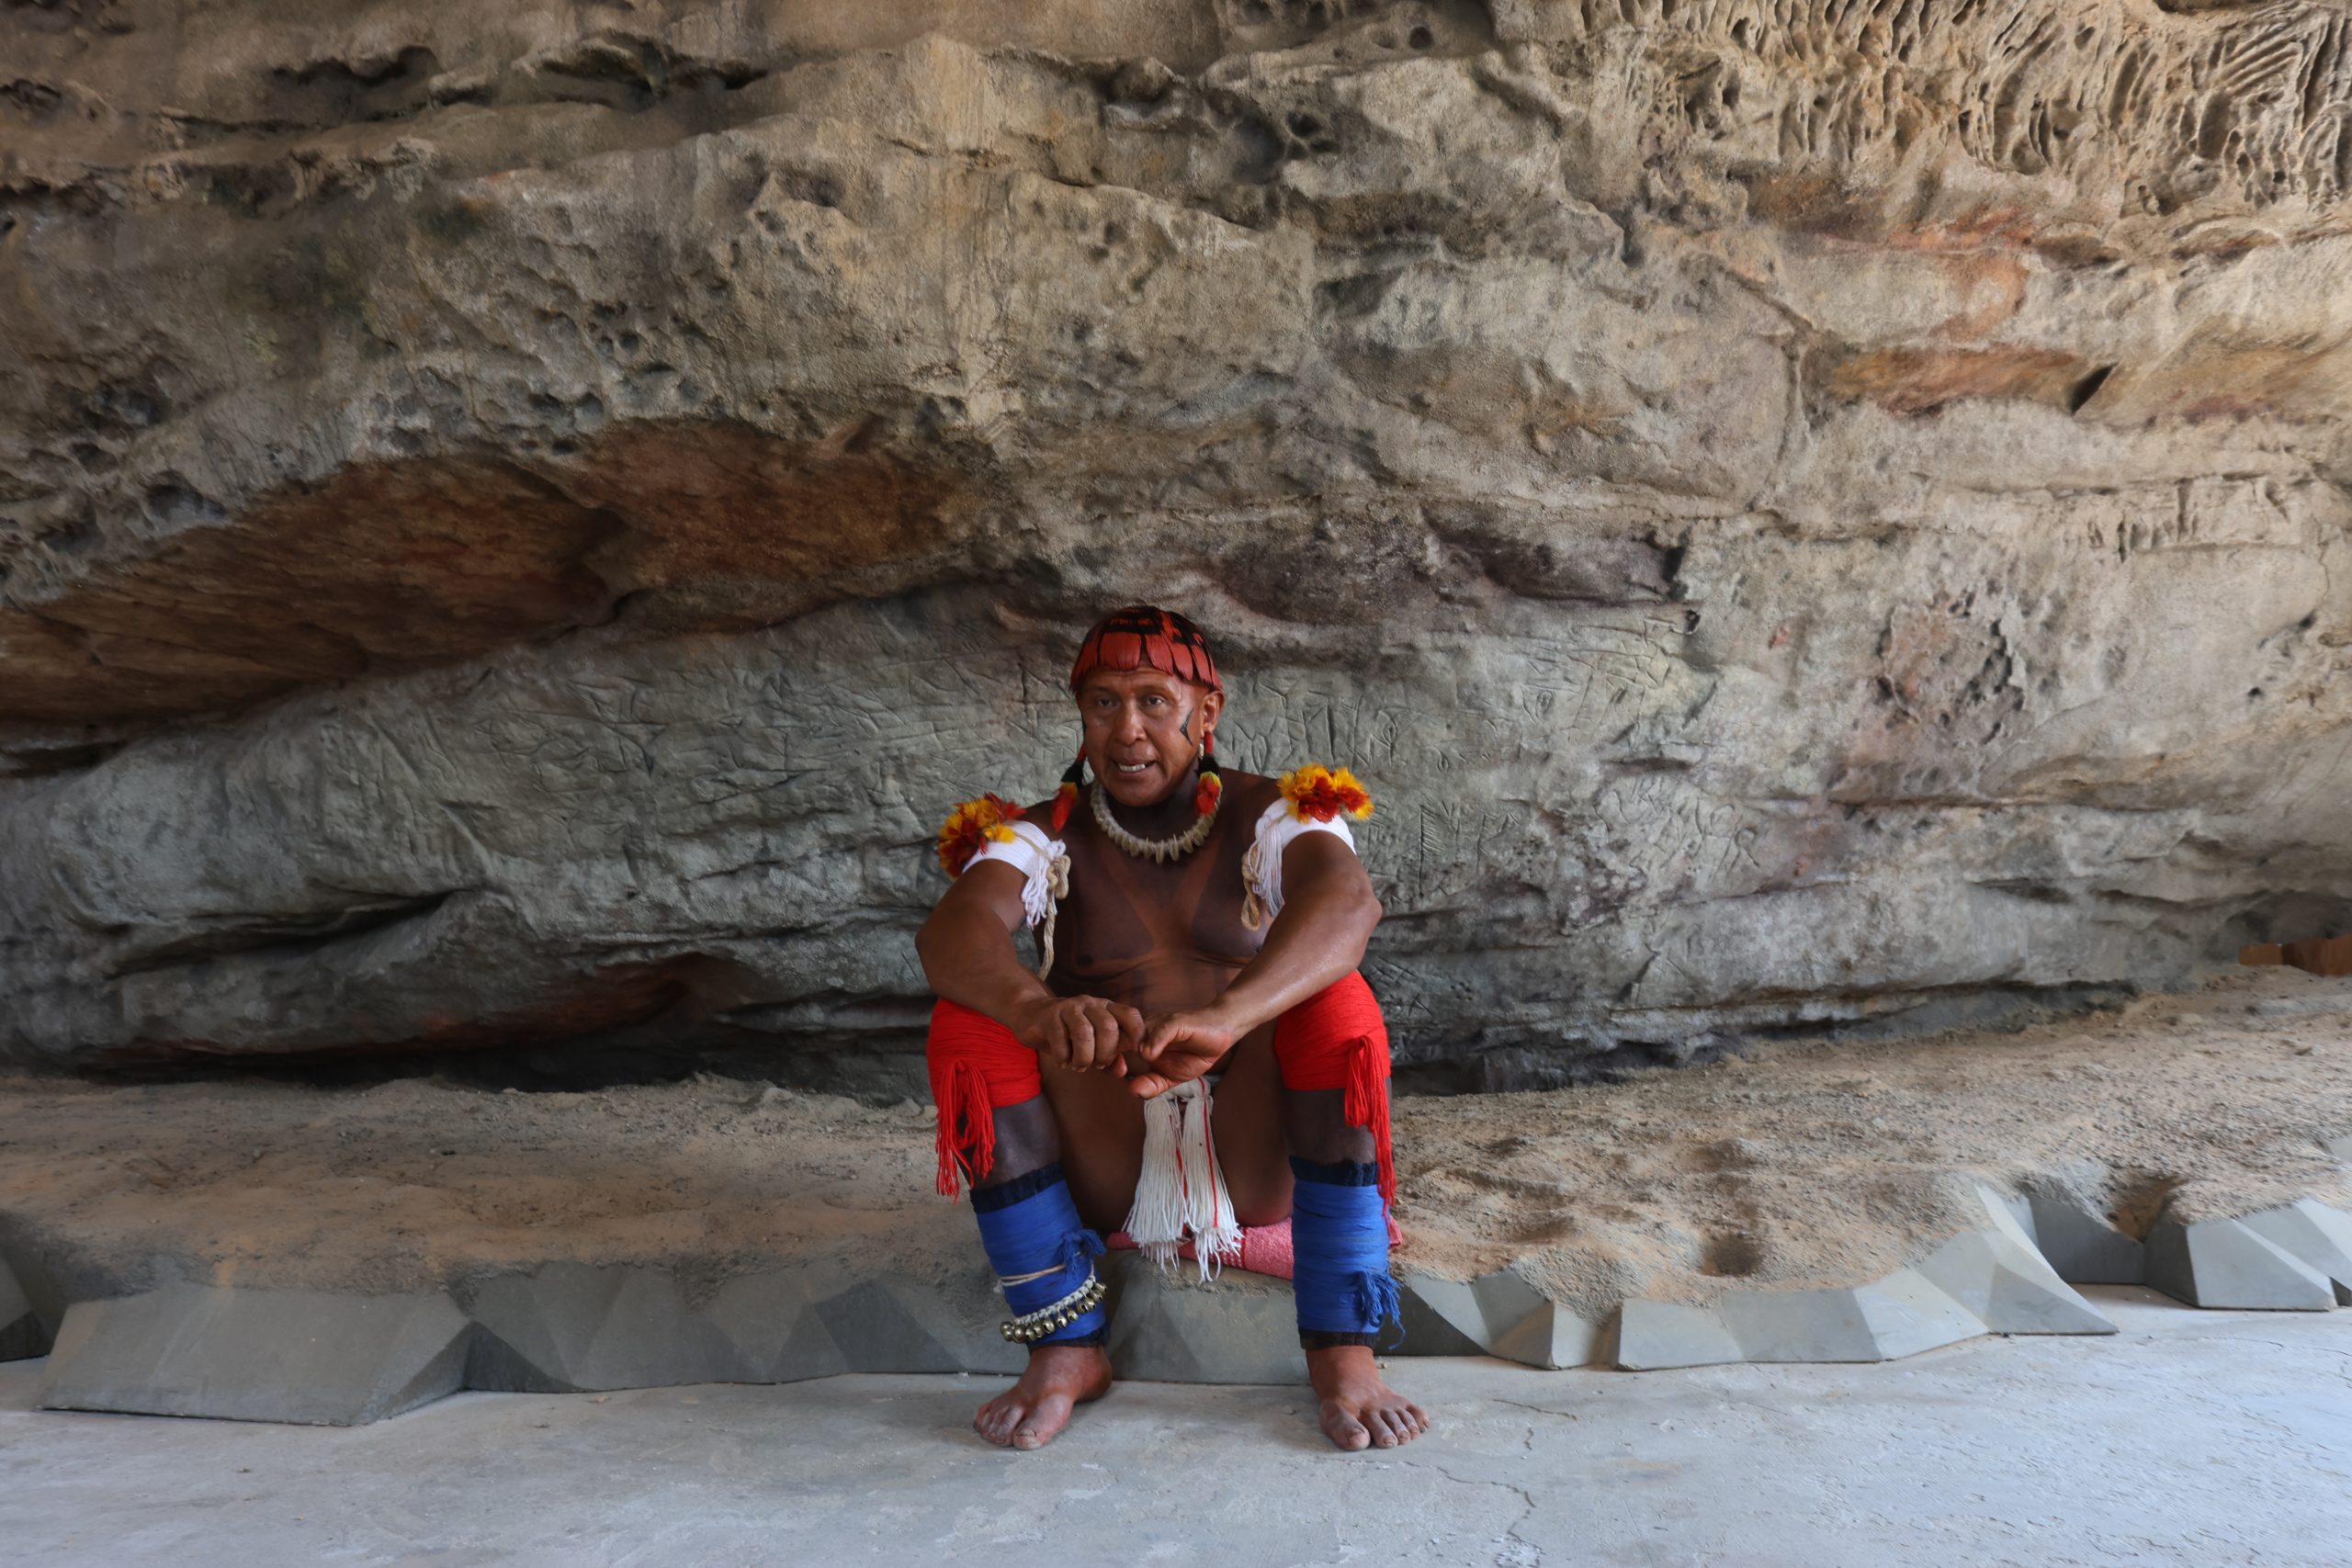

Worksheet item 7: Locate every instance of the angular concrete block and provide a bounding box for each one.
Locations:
[1390,1275,1487,1359]
[462,1258,1022,1391]
[0,1244,61,1362]
[1714,1286,1888,1362]
[1400,1267,1598,1370]
[0,1258,48,1361]
[815,1274,1023,1377]
[1914,1197,2114,1337]
[1104,1252,1305,1384]
[1615,1191,2134,1371]
[39,1284,469,1425]
[2324,1133,2352,1164]
[2020,1195,2145,1285]
[707,1263,858,1382]
[462,1323,574,1393]
[1849,1269,1986,1360]
[2233,1200,2352,1305]
[1928,1241,2117,1335]
[2145,1216,2337,1311]
[460,1265,747,1393]
[1617,1300,1743,1371]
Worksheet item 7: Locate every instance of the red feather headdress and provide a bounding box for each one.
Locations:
[1068,605,1223,695]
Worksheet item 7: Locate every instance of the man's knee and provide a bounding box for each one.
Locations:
[928,1000,1047,1194]
[1283,1087,1376,1168]
[1270,973,1389,1090]
[1270,973,1396,1205]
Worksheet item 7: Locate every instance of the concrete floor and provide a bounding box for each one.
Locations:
[5,1288,2347,1568]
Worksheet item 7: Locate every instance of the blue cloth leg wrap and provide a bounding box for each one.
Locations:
[971,1163,1108,1347]
[1290,1156,1403,1341]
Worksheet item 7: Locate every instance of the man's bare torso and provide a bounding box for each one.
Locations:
[1037,771,1282,1019]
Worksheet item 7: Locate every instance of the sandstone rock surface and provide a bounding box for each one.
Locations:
[5,1,2352,1078]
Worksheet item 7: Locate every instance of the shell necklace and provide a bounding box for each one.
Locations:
[1091,777,1218,863]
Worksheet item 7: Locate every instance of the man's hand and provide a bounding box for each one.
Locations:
[1014,995,1145,1073]
[1125,1009,1241,1099]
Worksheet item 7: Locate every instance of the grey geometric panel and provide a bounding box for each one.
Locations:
[1974,1260,2120,1336]
[458,1264,748,1393]
[1712,1286,1890,1362]
[1104,1253,1305,1384]
[1847,1269,1990,1360]
[37,1284,469,1425]
[814,1274,1022,1377]
[1400,1267,1599,1369]
[1391,1277,1487,1359]
[2020,1194,2145,1285]
[457,1258,1023,1392]
[1628,1278,1977,1369]
[2231,1200,2352,1306]
[1618,1187,2120,1371]
[0,1243,61,1363]
[1915,1193,2115,1336]
[0,1258,47,1361]
[1616,1299,1745,1371]
[707,1262,859,1382]
[2144,1216,2338,1311]
[462,1323,573,1394]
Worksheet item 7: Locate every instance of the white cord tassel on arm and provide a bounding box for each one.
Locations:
[1032,851,1070,979]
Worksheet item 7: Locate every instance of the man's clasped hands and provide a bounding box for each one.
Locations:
[1009,994,1239,1100]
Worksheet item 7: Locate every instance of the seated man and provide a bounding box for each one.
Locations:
[917,604,1428,1453]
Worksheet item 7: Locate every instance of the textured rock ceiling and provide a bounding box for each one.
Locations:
[3,0,2350,1086]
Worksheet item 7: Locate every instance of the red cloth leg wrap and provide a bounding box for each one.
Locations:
[925,1000,1044,1198]
[1272,971,1396,1208]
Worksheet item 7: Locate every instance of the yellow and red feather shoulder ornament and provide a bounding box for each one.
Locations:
[1278,764,1374,823]
[937,793,1024,877]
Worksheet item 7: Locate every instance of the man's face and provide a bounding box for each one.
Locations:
[1077,668,1223,809]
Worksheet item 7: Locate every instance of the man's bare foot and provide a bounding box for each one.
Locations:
[973,1343,1114,1450]
[1306,1343,1428,1452]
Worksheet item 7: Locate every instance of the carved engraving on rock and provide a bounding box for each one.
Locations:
[4,2,2352,1079]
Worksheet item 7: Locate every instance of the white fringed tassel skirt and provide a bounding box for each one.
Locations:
[1122,1077,1242,1280]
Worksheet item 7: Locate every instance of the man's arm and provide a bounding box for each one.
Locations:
[1128,833,1382,1096]
[916,863,1141,1072]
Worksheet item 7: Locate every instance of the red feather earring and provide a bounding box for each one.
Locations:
[1194,728,1223,818]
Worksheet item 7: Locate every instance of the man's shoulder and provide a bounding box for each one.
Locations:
[1227,763,1376,815]
[935,792,1061,827]
[1218,770,1282,818]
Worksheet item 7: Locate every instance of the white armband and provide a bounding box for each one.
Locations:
[1243,799,1356,926]
[964,819,1067,930]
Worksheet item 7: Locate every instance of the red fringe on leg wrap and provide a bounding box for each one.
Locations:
[924,999,1044,1199]
[1344,1033,1396,1209]
[932,1059,994,1197]
[1272,971,1396,1208]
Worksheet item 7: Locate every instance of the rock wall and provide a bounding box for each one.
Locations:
[5,0,2352,1088]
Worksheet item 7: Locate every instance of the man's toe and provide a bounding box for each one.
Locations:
[1323,1405,1373,1451]
[1012,1394,1071,1450]
[975,1401,1020,1445]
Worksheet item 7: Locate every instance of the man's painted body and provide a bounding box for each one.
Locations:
[1021,763,1295,1234]
[917,649,1428,1453]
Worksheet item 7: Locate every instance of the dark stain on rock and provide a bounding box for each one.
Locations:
[0,425,968,728]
